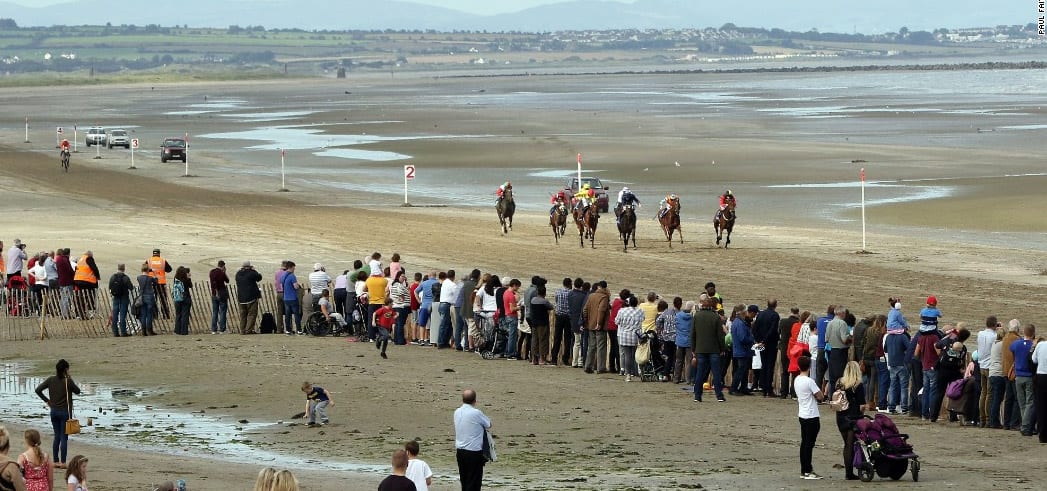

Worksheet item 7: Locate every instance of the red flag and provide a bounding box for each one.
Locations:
[860,168,865,182]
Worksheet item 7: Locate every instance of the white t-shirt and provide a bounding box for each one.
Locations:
[308,270,331,295]
[405,458,433,491]
[68,475,86,491]
[29,263,48,284]
[794,374,821,419]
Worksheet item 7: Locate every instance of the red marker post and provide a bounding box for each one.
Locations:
[860,168,867,252]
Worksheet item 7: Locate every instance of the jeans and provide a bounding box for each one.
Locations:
[799,417,820,475]
[111,295,130,336]
[730,356,752,394]
[283,298,301,332]
[1004,379,1020,428]
[238,300,258,334]
[876,361,890,409]
[368,303,382,340]
[501,317,519,358]
[1016,376,1035,434]
[694,352,724,400]
[454,306,467,349]
[888,365,909,411]
[60,285,73,319]
[551,314,573,365]
[376,327,391,354]
[307,400,329,424]
[908,359,923,416]
[211,296,228,332]
[585,330,607,371]
[438,303,454,347]
[140,297,155,334]
[922,369,938,419]
[49,408,69,463]
[988,375,1006,427]
[174,297,192,335]
[620,345,638,376]
[394,306,410,345]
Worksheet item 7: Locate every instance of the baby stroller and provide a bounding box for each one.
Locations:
[636,330,659,382]
[6,275,31,317]
[853,413,921,482]
[478,314,508,360]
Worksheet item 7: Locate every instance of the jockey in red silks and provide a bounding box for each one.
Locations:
[60,139,71,152]
[549,189,568,216]
[717,190,737,220]
[496,181,512,204]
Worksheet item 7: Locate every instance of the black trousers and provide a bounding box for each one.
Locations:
[1035,374,1047,443]
[780,350,793,396]
[759,343,778,395]
[799,417,820,475]
[550,313,573,364]
[456,448,486,491]
[827,349,849,394]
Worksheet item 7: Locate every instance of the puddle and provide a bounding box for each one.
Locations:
[0,363,384,474]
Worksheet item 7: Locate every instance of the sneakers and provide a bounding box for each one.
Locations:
[877,407,890,413]
[380,352,388,359]
[625,375,633,382]
[802,473,823,480]
[321,420,329,425]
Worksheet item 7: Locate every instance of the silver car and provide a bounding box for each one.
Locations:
[107,129,130,149]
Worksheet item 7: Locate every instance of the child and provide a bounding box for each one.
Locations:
[18,429,53,491]
[404,440,433,491]
[373,297,397,359]
[793,356,823,480]
[65,454,89,491]
[301,382,333,427]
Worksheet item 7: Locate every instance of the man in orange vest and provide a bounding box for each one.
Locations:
[73,250,100,320]
[148,248,173,319]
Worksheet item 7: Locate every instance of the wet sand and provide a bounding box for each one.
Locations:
[1,74,1046,490]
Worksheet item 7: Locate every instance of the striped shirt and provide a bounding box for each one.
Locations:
[554,287,571,316]
[615,306,644,347]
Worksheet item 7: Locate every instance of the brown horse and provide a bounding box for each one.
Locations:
[658,198,683,247]
[714,200,736,248]
[574,205,599,248]
[616,204,637,252]
[550,202,568,244]
[496,188,515,234]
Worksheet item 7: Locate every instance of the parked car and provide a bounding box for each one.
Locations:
[85,127,107,147]
[562,176,610,213]
[160,137,187,163]
[107,129,130,149]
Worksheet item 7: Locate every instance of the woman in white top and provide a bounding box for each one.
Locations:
[987,329,1006,429]
[1032,337,1047,443]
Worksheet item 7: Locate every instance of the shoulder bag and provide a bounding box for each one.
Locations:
[64,378,81,435]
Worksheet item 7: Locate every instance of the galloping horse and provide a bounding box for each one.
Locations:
[617,204,637,252]
[574,205,599,248]
[658,198,683,247]
[714,199,736,248]
[550,203,569,244]
[496,188,515,234]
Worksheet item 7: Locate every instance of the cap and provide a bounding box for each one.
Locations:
[153,248,161,254]
[242,260,252,268]
[314,262,324,271]
[622,186,630,192]
[747,304,759,313]
[926,295,937,306]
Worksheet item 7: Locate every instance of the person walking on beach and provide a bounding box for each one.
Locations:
[282,262,303,335]
[34,359,80,469]
[107,263,134,337]
[172,266,193,335]
[454,389,492,491]
[405,440,433,491]
[378,450,417,491]
[794,356,824,480]
[209,260,230,334]
[235,261,262,334]
[372,297,397,358]
[148,249,173,320]
[136,263,158,336]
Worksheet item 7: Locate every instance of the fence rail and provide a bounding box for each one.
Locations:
[1,280,298,341]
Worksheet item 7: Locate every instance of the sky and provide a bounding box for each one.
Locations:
[5,0,580,14]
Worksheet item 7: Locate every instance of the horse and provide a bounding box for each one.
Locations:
[574,205,599,248]
[658,199,683,247]
[550,203,568,244]
[714,200,736,248]
[496,188,515,234]
[617,204,637,252]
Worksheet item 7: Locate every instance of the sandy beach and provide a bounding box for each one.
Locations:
[1,72,1046,490]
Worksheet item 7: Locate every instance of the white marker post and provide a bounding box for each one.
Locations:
[73,124,78,153]
[56,126,62,148]
[404,164,415,205]
[576,153,582,188]
[860,167,867,252]
[130,138,139,169]
[280,148,287,191]
[24,115,29,143]
[184,132,189,177]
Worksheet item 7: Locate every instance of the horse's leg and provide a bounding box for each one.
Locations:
[725,224,733,248]
[715,220,722,245]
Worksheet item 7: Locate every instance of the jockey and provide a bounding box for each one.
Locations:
[615,186,640,224]
[718,189,737,219]
[59,139,71,153]
[658,193,679,219]
[495,181,512,204]
[549,189,568,216]
[573,183,595,215]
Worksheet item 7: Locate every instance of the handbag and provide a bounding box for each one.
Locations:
[788,340,807,360]
[945,378,965,400]
[751,346,763,370]
[829,388,849,412]
[64,377,81,435]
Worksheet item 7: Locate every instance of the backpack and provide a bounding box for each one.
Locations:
[109,273,130,298]
[936,347,964,372]
[431,280,442,300]
[260,312,276,334]
[172,280,185,302]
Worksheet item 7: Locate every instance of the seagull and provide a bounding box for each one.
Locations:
[674,161,680,167]
[643,167,649,171]
[711,160,716,165]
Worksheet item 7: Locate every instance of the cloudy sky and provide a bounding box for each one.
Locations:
[7,0,573,14]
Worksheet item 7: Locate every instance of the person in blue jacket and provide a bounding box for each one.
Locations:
[730,304,758,395]
[884,326,912,414]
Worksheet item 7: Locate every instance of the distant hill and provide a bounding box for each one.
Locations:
[0,0,1027,33]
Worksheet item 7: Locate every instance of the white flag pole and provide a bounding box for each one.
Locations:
[576,153,582,187]
[860,168,867,252]
[184,131,189,177]
[404,167,408,205]
[73,124,78,153]
[24,115,29,143]
[280,148,287,191]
